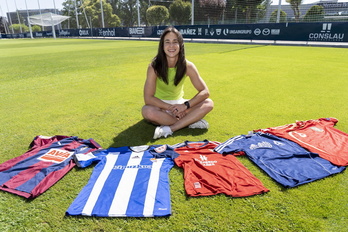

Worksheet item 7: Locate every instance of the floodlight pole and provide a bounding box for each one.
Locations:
[0,5,9,34]
[137,0,140,26]
[75,0,80,28]
[53,0,57,14]
[52,0,61,30]
[100,0,105,28]
[14,0,23,33]
[276,0,281,23]
[50,13,57,39]
[28,16,34,39]
[191,0,194,25]
[5,0,14,34]
[82,0,91,28]
[24,0,33,39]
[37,0,44,31]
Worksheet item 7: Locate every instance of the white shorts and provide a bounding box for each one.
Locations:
[161,99,186,105]
[161,99,187,116]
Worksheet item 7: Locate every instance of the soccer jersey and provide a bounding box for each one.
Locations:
[0,135,102,198]
[255,118,348,166]
[66,145,179,217]
[172,140,269,197]
[214,133,345,188]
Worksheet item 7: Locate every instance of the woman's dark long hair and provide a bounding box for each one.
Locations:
[151,26,187,86]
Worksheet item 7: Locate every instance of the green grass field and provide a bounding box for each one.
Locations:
[0,38,347,232]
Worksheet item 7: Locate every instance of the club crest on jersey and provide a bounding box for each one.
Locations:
[38,149,74,163]
[154,145,167,153]
[194,182,202,189]
[273,141,285,146]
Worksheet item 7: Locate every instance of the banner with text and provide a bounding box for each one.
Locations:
[2,22,347,43]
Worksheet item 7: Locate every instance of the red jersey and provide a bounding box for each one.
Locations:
[255,118,348,166]
[172,140,269,197]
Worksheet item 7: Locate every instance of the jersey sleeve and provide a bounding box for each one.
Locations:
[319,117,338,127]
[73,149,108,168]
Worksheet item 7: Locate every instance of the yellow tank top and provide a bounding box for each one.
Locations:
[154,68,187,100]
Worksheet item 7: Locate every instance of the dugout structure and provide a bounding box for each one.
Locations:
[28,13,70,39]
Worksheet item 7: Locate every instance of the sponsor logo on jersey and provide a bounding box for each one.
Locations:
[200,155,208,161]
[310,127,324,132]
[250,141,272,150]
[194,155,217,166]
[113,165,152,170]
[38,149,74,163]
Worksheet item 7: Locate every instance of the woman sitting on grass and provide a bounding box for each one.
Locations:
[142,26,214,139]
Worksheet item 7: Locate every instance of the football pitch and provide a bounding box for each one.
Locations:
[0,38,347,231]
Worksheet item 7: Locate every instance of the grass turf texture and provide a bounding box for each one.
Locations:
[0,38,347,232]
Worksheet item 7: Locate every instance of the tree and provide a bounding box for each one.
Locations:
[146,5,169,26]
[31,25,42,32]
[286,0,302,22]
[81,0,121,28]
[199,0,226,24]
[303,5,324,22]
[139,0,150,26]
[61,0,120,28]
[269,9,287,23]
[109,0,149,26]
[61,0,81,29]
[232,0,264,23]
[256,0,268,22]
[169,0,192,25]
[10,24,29,33]
[114,0,138,27]
[0,16,6,33]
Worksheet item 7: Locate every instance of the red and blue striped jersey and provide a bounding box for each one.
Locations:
[0,135,101,198]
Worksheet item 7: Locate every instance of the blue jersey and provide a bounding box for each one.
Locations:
[66,145,179,217]
[214,133,345,188]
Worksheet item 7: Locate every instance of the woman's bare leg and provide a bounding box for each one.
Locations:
[142,98,213,132]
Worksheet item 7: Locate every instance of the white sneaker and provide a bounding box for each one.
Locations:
[153,126,173,139]
[188,119,209,129]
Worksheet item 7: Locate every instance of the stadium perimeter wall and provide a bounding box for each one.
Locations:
[1,22,348,47]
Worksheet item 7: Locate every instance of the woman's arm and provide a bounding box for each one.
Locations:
[143,64,172,111]
[184,60,210,108]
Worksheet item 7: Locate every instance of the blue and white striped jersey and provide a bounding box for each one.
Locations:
[66,145,178,217]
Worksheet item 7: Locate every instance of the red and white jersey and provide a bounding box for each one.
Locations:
[255,118,348,166]
[172,140,269,197]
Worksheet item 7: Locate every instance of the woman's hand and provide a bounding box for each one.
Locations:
[169,104,187,119]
